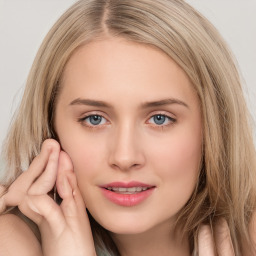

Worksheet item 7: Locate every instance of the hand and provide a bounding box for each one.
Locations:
[2,139,96,256]
[198,218,235,256]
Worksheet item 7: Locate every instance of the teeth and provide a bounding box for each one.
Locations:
[106,187,149,194]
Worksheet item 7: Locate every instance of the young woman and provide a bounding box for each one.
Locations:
[0,0,255,255]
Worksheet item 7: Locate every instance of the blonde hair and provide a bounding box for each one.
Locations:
[1,0,256,254]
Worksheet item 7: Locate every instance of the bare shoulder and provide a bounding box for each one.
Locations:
[0,214,42,256]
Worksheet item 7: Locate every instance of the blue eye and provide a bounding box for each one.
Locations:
[149,114,175,126]
[84,115,107,126]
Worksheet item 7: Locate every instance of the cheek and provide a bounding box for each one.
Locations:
[148,126,202,182]
[148,128,202,213]
[59,133,107,181]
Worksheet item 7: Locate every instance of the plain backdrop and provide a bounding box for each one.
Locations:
[0,0,255,172]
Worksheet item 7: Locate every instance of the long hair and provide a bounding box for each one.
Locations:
[1,0,256,254]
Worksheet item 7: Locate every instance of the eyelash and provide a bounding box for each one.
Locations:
[146,114,176,128]
[78,114,108,129]
[78,113,176,130]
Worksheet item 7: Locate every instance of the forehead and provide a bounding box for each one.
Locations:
[59,38,197,107]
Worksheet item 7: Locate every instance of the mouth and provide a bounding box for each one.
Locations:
[100,181,156,206]
[104,186,154,194]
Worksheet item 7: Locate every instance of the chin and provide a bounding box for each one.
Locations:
[109,225,150,235]
[94,214,156,235]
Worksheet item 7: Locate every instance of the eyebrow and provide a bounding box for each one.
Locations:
[69,98,112,108]
[141,98,189,109]
[69,98,189,109]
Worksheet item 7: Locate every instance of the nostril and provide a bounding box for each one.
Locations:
[108,141,146,171]
[110,162,142,172]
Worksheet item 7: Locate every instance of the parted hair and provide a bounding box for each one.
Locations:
[1,0,256,254]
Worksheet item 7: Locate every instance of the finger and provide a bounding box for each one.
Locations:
[249,211,256,243]
[25,195,66,238]
[0,185,7,213]
[60,155,87,213]
[4,139,59,206]
[56,152,95,250]
[57,152,88,225]
[29,140,60,195]
[66,170,89,220]
[70,177,87,215]
[243,211,256,255]
[0,185,6,195]
[214,218,235,256]
[57,152,95,247]
[198,224,215,256]
[20,194,61,223]
[57,151,78,217]
[0,195,6,213]
[56,151,74,199]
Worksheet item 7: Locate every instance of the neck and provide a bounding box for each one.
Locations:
[110,220,191,256]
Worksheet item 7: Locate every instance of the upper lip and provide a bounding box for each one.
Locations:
[100,181,155,188]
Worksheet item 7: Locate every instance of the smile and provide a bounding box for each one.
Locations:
[100,182,156,206]
[105,187,150,194]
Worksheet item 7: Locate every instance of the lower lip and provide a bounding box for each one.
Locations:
[101,188,155,207]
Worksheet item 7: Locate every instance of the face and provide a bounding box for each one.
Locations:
[55,38,202,236]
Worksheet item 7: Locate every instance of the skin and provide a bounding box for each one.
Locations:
[55,37,202,255]
[0,38,237,255]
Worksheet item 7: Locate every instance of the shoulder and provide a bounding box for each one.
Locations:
[0,214,42,256]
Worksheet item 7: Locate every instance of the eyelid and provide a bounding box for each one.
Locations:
[78,110,109,120]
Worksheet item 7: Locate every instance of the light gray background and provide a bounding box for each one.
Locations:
[0,0,255,173]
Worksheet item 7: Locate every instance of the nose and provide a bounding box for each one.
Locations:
[108,123,145,172]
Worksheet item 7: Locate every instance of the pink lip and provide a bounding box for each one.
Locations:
[101,181,153,188]
[100,181,155,207]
